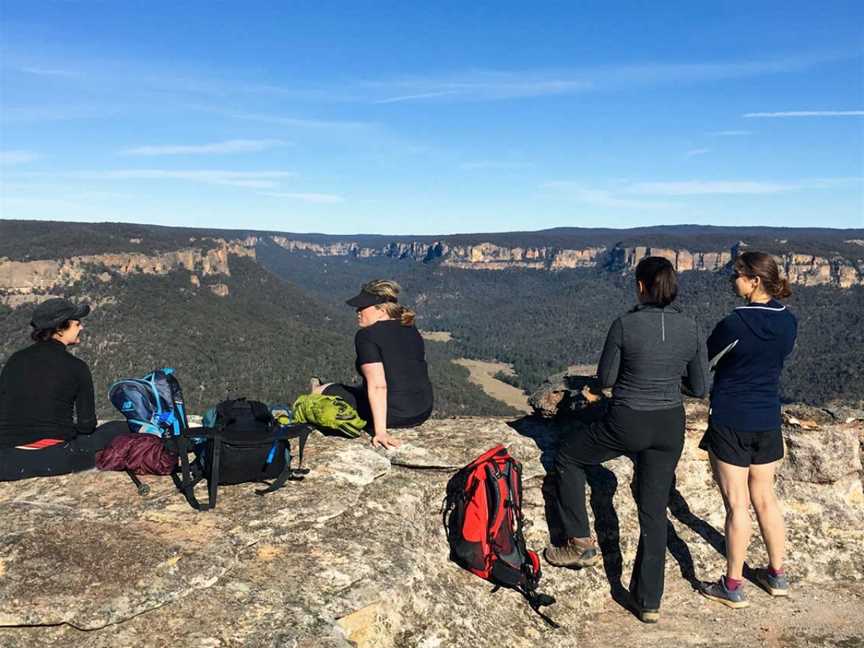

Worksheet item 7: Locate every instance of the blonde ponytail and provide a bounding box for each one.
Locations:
[363,279,417,326]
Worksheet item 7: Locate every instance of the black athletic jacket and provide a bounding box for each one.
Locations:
[0,340,96,447]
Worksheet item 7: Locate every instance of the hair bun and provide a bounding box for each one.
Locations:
[776,277,792,299]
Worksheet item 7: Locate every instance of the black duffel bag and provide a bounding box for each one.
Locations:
[171,398,312,511]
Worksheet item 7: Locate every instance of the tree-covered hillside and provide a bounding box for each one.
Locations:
[258,240,864,406]
[0,256,517,418]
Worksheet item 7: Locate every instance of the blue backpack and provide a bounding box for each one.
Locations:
[108,368,191,438]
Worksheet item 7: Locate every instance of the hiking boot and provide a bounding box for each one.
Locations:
[544,537,601,568]
[637,608,660,624]
[309,377,322,392]
[753,568,789,597]
[699,578,750,609]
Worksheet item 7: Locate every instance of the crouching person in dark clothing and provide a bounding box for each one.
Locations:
[545,257,708,623]
[0,298,126,481]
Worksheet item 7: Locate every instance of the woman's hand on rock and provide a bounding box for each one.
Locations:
[372,432,401,449]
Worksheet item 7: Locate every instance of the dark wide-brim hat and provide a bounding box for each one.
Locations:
[30,298,91,330]
[345,289,395,309]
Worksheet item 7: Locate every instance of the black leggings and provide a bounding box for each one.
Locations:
[554,404,685,610]
[322,383,432,429]
[0,421,129,481]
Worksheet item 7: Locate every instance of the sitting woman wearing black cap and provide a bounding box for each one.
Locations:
[0,298,126,481]
[312,279,434,449]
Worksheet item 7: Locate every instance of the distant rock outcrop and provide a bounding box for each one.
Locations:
[1,401,861,647]
[268,236,864,288]
[0,239,255,306]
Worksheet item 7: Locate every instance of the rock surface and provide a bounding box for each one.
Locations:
[1,406,862,647]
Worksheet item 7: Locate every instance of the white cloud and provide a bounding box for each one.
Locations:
[629,180,792,195]
[542,182,671,209]
[460,161,533,171]
[685,148,711,158]
[626,178,859,195]
[46,169,297,189]
[541,177,860,207]
[374,90,462,104]
[709,130,753,136]
[743,110,864,118]
[232,114,375,130]
[18,66,77,78]
[363,73,593,103]
[354,53,844,104]
[0,150,40,165]
[260,192,344,204]
[121,139,288,156]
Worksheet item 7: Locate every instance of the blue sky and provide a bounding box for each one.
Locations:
[1,1,862,234]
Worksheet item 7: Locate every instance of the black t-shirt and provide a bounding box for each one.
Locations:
[354,321,434,419]
[0,340,96,447]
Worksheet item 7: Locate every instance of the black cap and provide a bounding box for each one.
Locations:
[345,289,394,309]
[30,298,91,330]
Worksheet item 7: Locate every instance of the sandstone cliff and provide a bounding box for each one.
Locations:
[1,403,861,647]
[269,237,864,288]
[0,239,255,306]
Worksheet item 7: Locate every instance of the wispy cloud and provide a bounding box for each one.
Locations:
[259,191,344,204]
[25,169,298,189]
[231,113,376,130]
[542,177,860,206]
[121,139,289,156]
[542,182,671,209]
[626,178,859,195]
[363,73,593,103]
[355,53,845,104]
[0,150,40,165]
[743,110,864,118]
[18,66,78,78]
[374,90,462,104]
[460,160,533,171]
[685,148,711,158]
[709,130,753,136]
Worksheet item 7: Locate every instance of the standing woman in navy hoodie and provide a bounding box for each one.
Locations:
[699,252,797,608]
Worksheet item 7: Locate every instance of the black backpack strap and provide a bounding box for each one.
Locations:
[522,588,560,629]
[255,425,312,496]
[169,429,216,511]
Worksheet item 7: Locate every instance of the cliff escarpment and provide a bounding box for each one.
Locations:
[270,236,864,288]
[0,238,256,306]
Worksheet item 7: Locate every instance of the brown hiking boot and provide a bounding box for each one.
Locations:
[543,537,601,568]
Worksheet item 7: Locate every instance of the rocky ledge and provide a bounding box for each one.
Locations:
[1,405,862,647]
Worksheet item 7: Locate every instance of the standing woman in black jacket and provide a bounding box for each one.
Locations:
[698,252,797,608]
[545,257,708,623]
[0,299,126,481]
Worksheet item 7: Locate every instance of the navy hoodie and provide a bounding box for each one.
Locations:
[707,300,797,431]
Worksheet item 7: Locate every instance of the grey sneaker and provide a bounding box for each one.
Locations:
[699,578,750,609]
[754,568,789,597]
[544,537,601,568]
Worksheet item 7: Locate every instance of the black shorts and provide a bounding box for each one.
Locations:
[322,383,431,429]
[698,420,784,467]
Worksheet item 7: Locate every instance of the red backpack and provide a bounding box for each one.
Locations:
[443,445,557,626]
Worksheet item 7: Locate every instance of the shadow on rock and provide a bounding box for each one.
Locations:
[664,480,758,585]
[508,415,630,611]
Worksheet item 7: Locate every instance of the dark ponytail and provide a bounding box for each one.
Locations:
[734,251,792,299]
[635,256,678,307]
